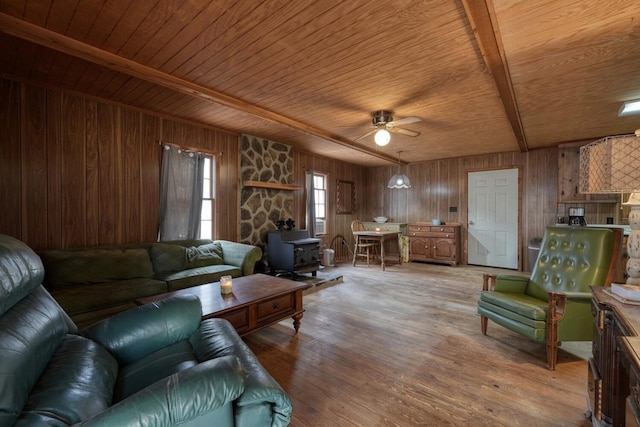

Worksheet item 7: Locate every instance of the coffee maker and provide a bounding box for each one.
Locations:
[568,207,587,226]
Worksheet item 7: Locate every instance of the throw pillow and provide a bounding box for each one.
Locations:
[149,243,187,274]
[185,242,224,269]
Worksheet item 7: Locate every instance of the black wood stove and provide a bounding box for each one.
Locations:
[267,230,320,277]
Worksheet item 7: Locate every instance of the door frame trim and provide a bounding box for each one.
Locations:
[465,166,522,270]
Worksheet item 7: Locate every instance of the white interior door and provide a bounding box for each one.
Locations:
[467,169,519,269]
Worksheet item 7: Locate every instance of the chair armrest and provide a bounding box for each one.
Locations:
[74,356,245,427]
[217,240,263,275]
[548,291,592,318]
[483,274,529,293]
[558,291,592,302]
[192,318,293,426]
[82,295,202,364]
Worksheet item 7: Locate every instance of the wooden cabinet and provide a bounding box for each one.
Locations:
[590,287,639,426]
[408,223,461,266]
[558,146,585,202]
[558,145,618,203]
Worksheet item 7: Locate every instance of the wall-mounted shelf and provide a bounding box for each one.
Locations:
[242,181,302,191]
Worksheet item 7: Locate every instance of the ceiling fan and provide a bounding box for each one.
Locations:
[355,110,423,146]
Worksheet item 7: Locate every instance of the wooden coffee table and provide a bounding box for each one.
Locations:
[135,273,312,336]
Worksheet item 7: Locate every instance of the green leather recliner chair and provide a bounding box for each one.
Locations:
[477,226,622,370]
[0,234,292,426]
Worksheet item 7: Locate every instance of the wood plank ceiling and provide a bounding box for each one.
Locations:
[0,0,639,166]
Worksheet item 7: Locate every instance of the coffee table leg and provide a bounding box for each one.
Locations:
[293,313,303,333]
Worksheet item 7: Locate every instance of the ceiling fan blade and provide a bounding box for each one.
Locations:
[391,127,421,137]
[388,116,422,126]
[354,129,376,141]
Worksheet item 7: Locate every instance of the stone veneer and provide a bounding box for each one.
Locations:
[240,135,295,252]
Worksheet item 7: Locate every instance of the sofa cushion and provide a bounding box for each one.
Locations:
[83,294,202,365]
[50,278,167,316]
[149,243,186,274]
[114,339,198,401]
[17,334,118,425]
[479,290,548,321]
[41,248,154,289]
[185,242,224,268]
[158,265,241,291]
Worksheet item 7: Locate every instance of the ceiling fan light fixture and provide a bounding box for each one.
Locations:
[374,129,391,146]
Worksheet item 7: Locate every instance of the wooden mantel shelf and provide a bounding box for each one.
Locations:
[242,181,302,191]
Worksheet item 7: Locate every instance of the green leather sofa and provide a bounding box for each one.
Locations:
[0,234,291,426]
[39,239,262,328]
[477,225,621,370]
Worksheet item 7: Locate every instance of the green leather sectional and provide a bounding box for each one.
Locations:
[0,234,291,426]
[39,238,262,328]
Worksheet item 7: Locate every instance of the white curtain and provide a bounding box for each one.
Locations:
[158,144,205,241]
[306,170,316,237]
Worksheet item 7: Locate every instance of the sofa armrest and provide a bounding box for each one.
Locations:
[191,318,293,427]
[82,295,202,365]
[74,356,245,427]
[217,241,263,276]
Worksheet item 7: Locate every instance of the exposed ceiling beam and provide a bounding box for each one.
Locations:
[0,12,404,165]
[461,0,528,152]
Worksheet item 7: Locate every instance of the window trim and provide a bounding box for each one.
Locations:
[313,172,328,237]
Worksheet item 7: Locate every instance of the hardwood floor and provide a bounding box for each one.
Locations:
[243,261,593,427]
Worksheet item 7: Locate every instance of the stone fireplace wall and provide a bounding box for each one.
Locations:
[240,135,295,254]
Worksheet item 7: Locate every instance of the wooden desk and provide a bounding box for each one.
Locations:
[352,230,402,271]
[135,274,312,336]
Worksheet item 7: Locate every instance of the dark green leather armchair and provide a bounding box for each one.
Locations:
[477,226,622,370]
[0,234,292,426]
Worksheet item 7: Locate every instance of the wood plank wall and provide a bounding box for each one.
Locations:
[0,78,240,250]
[1,76,571,272]
[362,148,560,270]
[291,151,367,253]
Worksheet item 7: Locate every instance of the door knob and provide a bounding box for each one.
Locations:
[469,221,475,225]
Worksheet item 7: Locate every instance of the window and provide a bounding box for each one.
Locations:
[200,155,216,239]
[314,173,327,236]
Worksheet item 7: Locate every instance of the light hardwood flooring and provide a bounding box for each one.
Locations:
[243,261,593,427]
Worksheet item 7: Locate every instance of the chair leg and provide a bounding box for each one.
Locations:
[546,320,558,370]
[547,340,558,371]
[480,315,488,335]
[366,247,370,267]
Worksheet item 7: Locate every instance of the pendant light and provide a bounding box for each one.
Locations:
[388,151,411,189]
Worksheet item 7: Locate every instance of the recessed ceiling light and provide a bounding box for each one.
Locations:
[619,99,640,116]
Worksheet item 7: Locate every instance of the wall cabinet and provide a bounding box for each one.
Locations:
[408,223,461,266]
[558,146,585,202]
[558,146,617,203]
